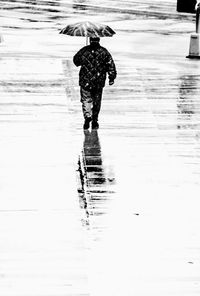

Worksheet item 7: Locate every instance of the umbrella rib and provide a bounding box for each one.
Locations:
[83,23,88,37]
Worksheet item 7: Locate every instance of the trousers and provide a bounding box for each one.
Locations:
[80,87,103,120]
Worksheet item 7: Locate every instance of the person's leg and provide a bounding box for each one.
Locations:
[80,87,92,129]
[92,88,103,129]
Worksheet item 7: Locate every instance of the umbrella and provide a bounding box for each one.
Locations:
[59,21,116,44]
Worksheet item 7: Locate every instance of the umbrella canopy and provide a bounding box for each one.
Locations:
[59,21,116,37]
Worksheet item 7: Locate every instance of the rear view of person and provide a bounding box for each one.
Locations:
[73,37,117,129]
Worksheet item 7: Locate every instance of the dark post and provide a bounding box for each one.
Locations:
[177,0,196,13]
[196,4,200,33]
[181,0,200,58]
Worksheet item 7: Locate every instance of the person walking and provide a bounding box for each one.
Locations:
[73,37,117,129]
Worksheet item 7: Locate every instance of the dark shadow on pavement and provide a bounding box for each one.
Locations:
[177,74,199,130]
[73,0,87,11]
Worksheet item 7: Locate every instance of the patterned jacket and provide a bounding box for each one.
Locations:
[73,43,117,90]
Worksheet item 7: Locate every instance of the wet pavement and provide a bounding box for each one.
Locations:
[0,1,200,295]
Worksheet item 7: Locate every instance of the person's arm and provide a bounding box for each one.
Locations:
[106,52,117,85]
[73,46,87,67]
[73,50,81,67]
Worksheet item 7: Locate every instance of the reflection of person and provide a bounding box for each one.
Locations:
[83,129,106,183]
[83,129,103,167]
[73,37,117,129]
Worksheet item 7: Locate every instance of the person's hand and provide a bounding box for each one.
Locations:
[109,80,114,85]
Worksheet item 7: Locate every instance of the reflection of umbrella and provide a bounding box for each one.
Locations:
[59,21,116,44]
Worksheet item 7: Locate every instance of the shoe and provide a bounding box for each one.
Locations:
[83,117,92,129]
[92,120,99,129]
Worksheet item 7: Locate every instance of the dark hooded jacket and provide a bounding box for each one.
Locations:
[73,43,117,90]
